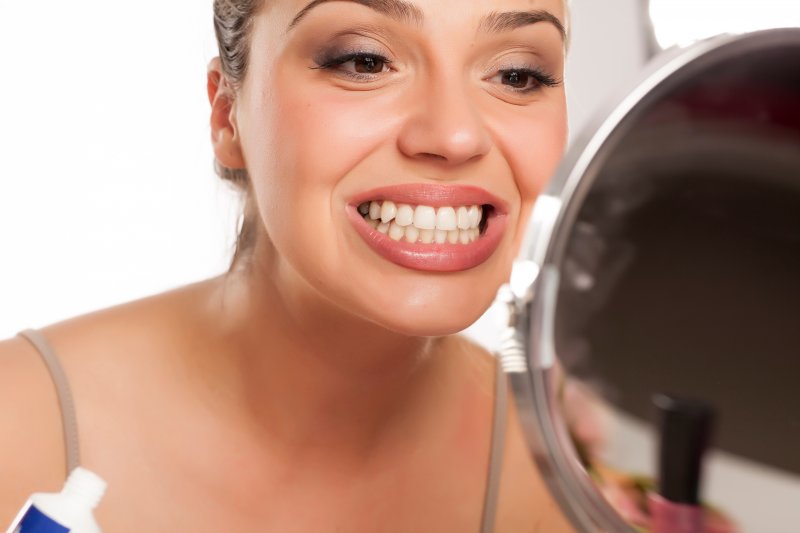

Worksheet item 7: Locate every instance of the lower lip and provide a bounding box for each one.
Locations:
[346,207,508,272]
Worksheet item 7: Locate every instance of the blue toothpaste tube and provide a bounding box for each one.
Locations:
[6,467,106,533]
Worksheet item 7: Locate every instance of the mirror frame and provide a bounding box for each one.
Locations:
[497,28,800,532]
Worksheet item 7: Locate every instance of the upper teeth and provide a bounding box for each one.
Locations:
[361,201,483,231]
[359,200,485,245]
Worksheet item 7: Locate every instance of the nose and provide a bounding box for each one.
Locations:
[397,75,492,167]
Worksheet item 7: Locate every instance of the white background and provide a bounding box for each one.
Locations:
[0,1,236,337]
[0,0,650,340]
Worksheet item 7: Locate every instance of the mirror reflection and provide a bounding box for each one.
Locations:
[547,32,800,532]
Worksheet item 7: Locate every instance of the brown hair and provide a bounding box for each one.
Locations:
[213,0,264,269]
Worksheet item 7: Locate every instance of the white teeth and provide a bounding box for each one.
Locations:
[381,201,397,224]
[436,207,457,231]
[457,206,470,230]
[468,206,482,229]
[369,202,382,221]
[413,206,437,230]
[396,204,414,226]
[388,222,404,241]
[363,200,487,243]
[405,225,419,243]
[419,229,435,244]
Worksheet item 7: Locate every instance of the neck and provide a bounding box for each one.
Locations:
[195,250,472,466]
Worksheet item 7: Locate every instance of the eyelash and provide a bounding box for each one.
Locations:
[312,52,560,94]
[311,51,393,81]
[493,65,562,94]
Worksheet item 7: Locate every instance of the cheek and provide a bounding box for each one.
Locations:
[239,65,402,240]
[501,105,568,199]
[258,78,401,187]
[486,96,568,246]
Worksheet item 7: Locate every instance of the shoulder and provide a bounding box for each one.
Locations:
[493,364,576,532]
[0,278,220,524]
[0,334,66,523]
[495,392,577,532]
[440,337,576,531]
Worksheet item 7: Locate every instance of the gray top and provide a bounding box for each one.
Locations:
[18,329,81,477]
[482,354,508,533]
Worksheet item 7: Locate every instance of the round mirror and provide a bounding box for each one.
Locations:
[502,28,800,532]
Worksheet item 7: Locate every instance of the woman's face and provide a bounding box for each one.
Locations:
[231,0,568,335]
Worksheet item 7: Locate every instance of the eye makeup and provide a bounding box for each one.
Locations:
[310,47,394,80]
[304,24,562,97]
[491,64,562,94]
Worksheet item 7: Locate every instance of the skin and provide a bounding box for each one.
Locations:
[0,0,572,530]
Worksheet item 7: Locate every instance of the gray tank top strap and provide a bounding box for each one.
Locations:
[17,329,81,478]
[480,354,508,533]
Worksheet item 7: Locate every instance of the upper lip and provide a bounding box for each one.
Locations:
[349,184,508,214]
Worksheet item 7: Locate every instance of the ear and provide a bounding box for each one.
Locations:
[208,57,246,169]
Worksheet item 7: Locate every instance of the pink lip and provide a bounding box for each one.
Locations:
[346,184,509,273]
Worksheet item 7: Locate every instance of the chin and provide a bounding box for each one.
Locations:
[351,284,499,338]
[373,309,487,338]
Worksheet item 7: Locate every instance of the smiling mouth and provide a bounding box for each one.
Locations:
[357,200,493,245]
[347,184,507,272]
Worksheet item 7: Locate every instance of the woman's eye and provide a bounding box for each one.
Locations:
[351,55,387,74]
[313,53,392,78]
[502,70,535,89]
[491,67,561,94]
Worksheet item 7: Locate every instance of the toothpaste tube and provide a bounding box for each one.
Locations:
[6,467,106,533]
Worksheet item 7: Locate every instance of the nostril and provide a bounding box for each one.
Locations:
[419,152,447,162]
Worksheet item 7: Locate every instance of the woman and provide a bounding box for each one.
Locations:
[0,0,572,530]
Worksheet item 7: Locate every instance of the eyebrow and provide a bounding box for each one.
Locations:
[478,10,567,40]
[289,0,424,30]
[288,1,566,42]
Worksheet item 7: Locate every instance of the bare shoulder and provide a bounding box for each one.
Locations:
[0,334,66,523]
[496,374,577,532]
[442,336,574,531]
[0,278,218,525]
[495,397,577,532]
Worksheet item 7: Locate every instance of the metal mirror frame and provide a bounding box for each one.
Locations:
[496,28,800,532]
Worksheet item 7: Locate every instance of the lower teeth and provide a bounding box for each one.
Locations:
[366,217,481,244]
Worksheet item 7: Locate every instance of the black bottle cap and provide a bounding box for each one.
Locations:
[653,393,716,505]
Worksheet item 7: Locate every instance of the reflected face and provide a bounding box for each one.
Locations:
[235,0,568,335]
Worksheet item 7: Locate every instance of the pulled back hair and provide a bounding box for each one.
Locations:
[213,0,264,269]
